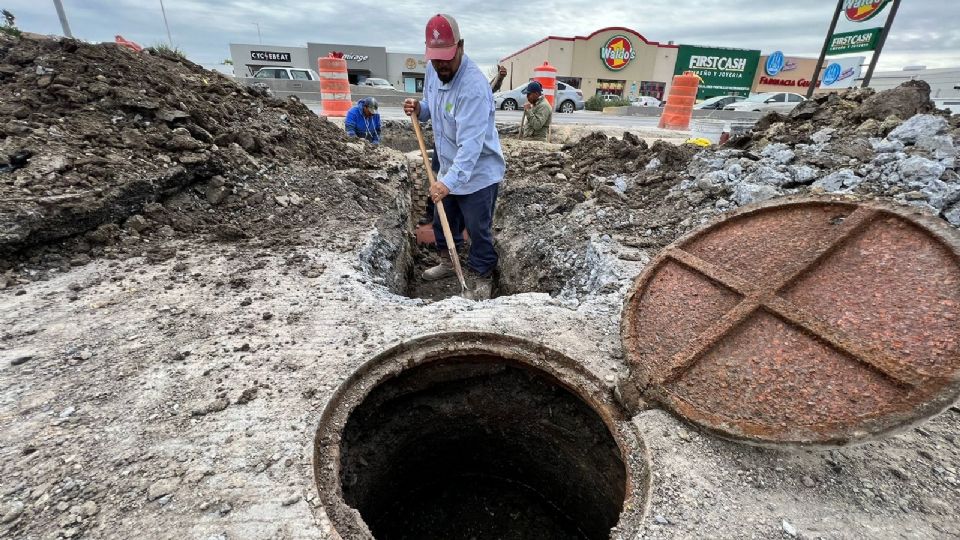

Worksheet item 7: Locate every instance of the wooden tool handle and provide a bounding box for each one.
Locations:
[410,115,468,291]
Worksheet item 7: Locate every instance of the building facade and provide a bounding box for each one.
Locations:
[229,42,425,90]
[499,27,678,100]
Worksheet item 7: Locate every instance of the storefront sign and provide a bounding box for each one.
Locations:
[600,35,636,71]
[404,57,428,70]
[765,51,786,76]
[675,45,761,98]
[758,56,863,90]
[758,76,821,88]
[343,53,369,62]
[843,0,892,22]
[827,28,881,54]
[250,50,291,63]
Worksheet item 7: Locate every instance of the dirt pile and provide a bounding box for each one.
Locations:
[0,34,378,257]
[743,80,947,149]
[496,82,960,297]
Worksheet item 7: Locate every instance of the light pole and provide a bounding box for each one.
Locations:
[159,0,173,47]
[52,0,73,38]
[253,22,261,44]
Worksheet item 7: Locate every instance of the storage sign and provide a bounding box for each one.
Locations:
[675,45,761,98]
[827,28,882,54]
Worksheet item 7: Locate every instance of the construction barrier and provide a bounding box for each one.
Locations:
[658,71,700,131]
[532,61,557,109]
[318,53,351,118]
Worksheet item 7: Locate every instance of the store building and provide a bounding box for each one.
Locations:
[752,52,865,94]
[499,27,679,100]
[228,42,426,91]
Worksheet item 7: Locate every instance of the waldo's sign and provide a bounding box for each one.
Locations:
[843,0,892,22]
[600,35,636,71]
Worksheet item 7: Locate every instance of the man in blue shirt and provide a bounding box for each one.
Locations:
[344,97,381,144]
[404,13,506,299]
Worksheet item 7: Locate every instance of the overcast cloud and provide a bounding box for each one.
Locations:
[5,0,959,73]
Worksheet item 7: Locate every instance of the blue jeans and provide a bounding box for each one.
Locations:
[433,182,500,276]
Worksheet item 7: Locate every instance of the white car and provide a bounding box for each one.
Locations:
[360,78,397,91]
[494,81,585,113]
[724,92,806,113]
[253,66,320,81]
[630,96,661,107]
[694,95,745,110]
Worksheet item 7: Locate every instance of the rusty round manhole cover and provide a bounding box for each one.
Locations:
[622,198,960,446]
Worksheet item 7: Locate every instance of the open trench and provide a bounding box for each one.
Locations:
[368,131,549,302]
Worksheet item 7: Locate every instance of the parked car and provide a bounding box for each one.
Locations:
[494,81,585,113]
[253,66,320,81]
[724,92,806,113]
[360,78,397,91]
[630,96,662,107]
[694,95,745,110]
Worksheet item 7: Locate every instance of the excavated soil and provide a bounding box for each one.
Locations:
[495,81,960,298]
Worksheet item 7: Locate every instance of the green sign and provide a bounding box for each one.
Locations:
[674,45,761,99]
[828,28,882,54]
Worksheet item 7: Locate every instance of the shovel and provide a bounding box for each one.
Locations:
[518,109,527,140]
[410,116,471,298]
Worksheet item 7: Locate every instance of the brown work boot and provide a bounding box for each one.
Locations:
[422,252,456,281]
[466,268,494,300]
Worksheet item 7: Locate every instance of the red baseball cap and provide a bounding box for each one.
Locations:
[424,14,460,61]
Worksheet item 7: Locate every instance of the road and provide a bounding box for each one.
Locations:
[307,104,667,128]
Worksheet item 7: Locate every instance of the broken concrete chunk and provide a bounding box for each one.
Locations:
[887,114,948,144]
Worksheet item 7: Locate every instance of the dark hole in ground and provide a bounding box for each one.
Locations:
[339,358,627,540]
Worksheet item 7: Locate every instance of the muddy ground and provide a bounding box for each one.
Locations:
[1,35,959,540]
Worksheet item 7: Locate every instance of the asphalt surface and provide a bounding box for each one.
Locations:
[307,104,667,129]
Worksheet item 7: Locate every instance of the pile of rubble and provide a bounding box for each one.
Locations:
[496,81,960,298]
[0,34,399,286]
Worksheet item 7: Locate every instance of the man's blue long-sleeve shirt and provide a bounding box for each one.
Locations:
[345,99,381,144]
[417,56,505,195]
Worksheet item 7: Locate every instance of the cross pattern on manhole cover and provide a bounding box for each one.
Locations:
[660,207,918,388]
[622,198,960,445]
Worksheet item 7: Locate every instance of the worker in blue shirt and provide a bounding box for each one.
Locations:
[404,13,506,299]
[345,97,381,144]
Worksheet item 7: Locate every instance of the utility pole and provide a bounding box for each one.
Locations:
[159,0,173,46]
[253,22,261,44]
[862,0,902,87]
[806,0,843,99]
[52,0,73,38]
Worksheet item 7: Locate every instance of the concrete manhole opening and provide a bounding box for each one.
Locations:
[314,334,650,540]
[622,197,960,446]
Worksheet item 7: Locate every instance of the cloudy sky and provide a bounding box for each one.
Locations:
[6,0,959,73]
